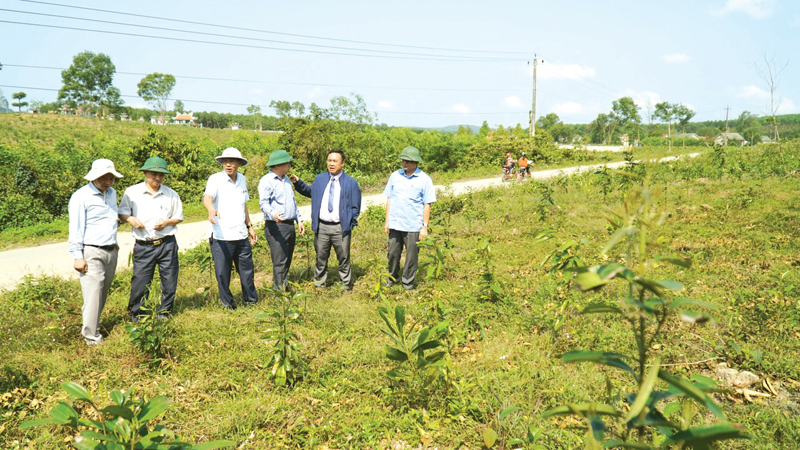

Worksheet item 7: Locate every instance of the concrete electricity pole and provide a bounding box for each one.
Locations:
[528,55,542,137]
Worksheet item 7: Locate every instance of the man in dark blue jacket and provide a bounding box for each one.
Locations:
[290,149,362,290]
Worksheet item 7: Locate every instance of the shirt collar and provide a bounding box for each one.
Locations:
[329,171,343,181]
[399,168,421,179]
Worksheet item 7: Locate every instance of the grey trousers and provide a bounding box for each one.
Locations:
[80,245,118,344]
[265,221,296,290]
[387,229,420,290]
[129,236,179,318]
[314,222,352,288]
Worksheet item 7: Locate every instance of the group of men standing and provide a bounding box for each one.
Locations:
[68,146,435,346]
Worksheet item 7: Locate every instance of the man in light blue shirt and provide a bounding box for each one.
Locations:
[203,147,258,309]
[259,149,305,290]
[383,146,436,291]
[68,159,123,346]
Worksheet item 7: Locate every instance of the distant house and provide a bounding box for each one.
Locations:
[760,135,773,144]
[59,104,73,115]
[150,116,167,125]
[714,132,746,146]
[171,113,197,126]
[672,133,700,140]
[231,122,240,131]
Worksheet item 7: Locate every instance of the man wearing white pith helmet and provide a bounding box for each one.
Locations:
[68,159,123,346]
[203,147,259,309]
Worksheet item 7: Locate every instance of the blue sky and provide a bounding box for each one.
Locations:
[1,0,798,128]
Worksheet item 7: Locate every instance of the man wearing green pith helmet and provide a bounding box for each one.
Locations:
[119,156,184,321]
[383,146,436,291]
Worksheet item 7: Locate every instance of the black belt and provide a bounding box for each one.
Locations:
[136,235,175,246]
[319,219,340,225]
[86,244,117,251]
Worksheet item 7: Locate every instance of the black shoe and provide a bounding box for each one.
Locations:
[157,314,170,321]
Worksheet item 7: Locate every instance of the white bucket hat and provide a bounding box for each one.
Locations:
[84,159,123,181]
[215,147,248,166]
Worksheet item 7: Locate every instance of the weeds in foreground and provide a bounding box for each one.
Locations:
[543,185,751,448]
[20,382,233,449]
[378,304,450,404]
[254,283,308,386]
[126,304,170,366]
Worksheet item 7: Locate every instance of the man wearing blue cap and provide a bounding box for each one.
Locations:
[383,146,436,291]
[259,149,305,290]
[119,156,184,321]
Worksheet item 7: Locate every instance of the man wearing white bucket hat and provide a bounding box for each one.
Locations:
[68,158,123,346]
[203,147,258,309]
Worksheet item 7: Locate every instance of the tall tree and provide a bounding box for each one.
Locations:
[479,120,491,136]
[754,53,788,140]
[11,92,28,112]
[173,100,185,114]
[247,104,262,131]
[675,104,696,147]
[653,102,678,150]
[58,51,117,118]
[137,73,176,122]
[536,112,561,130]
[0,89,8,111]
[610,97,641,144]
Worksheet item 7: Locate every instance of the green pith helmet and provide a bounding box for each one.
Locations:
[266,149,294,167]
[398,146,422,162]
[140,156,170,174]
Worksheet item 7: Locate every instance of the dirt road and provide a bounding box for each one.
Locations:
[0,155,696,291]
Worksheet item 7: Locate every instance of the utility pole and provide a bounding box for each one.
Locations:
[528,55,542,137]
[724,105,731,131]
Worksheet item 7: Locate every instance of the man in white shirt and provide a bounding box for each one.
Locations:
[203,148,258,309]
[68,159,123,346]
[119,157,184,321]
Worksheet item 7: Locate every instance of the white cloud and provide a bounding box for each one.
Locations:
[535,63,596,80]
[777,98,797,113]
[306,86,323,99]
[663,53,690,63]
[378,100,394,109]
[623,89,662,110]
[452,103,471,113]
[739,85,771,98]
[505,96,522,107]
[553,101,582,115]
[714,0,775,19]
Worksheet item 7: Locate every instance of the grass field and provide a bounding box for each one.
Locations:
[2,126,798,447]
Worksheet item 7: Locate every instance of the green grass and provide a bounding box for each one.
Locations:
[2,136,799,447]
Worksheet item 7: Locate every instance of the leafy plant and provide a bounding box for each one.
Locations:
[378,304,450,403]
[126,304,170,365]
[366,257,394,301]
[543,185,751,448]
[20,382,233,449]
[473,238,506,302]
[254,283,308,386]
[417,237,453,281]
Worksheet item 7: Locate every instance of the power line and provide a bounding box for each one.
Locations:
[1,8,521,61]
[0,20,519,63]
[18,0,532,56]
[0,84,531,116]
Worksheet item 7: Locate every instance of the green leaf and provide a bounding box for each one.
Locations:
[542,402,622,418]
[574,271,611,291]
[499,407,520,421]
[411,340,443,353]
[136,395,171,422]
[662,402,681,416]
[669,297,717,312]
[99,405,134,420]
[658,370,724,419]
[655,256,692,268]
[625,358,660,423]
[602,439,653,449]
[62,382,93,403]
[562,351,635,376]
[19,418,56,429]
[482,428,498,448]
[662,423,752,445]
[582,303,623,315]
[110,390,124,405]
[50,402,79,426]
[386,370,409,380]
[658,279,684,291]
[385,345,408,362]
[680,311,711,324]
[394,305,406,333]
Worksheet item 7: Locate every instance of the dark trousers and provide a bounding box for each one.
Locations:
[265,221,296,290]
[387,229,420,290]
[209,237,258,308]
[314,222,352,288]
[129,236,179,317]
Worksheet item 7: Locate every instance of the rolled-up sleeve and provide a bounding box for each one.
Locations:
[68,193,86,259]
[258,177,274,220]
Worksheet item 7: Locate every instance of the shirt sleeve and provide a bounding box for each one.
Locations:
[118,190,132,216]
[203,175,217,200]
[382,173,394,198]
[68,191,86,259]
[172,191,184,221]
[258,177,274,220]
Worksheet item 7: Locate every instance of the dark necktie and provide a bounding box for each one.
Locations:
[328,176,335,213]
